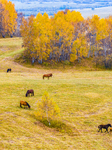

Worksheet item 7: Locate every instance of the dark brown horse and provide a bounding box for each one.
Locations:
[7,68,11,73]
[22,44,24,47]
[98,124,111,132]
[20,101,31,109]
[43,73,53,79]
[26,89,34,97]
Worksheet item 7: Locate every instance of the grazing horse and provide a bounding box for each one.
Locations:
[22,44,24,47]
[7,68,11,73]
[98,124,111,132]
[20,101,31,109]
[43,73,53,79]
[26,89,34,97]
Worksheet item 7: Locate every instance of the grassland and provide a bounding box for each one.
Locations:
[0,37,112,150]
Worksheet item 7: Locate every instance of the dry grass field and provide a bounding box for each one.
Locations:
[0,37,112,150]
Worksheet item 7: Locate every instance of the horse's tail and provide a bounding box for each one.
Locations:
[33,90,34,96]
[43,75,44,79]
[26,101,30,109]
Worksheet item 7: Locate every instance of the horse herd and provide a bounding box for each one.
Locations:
[19,73,53,109]
[7,68,52,108]
[6,68,112,133]
[20,89,34,109]
[7,68,53,80]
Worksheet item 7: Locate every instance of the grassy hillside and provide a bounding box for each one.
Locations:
[0,38,112,150]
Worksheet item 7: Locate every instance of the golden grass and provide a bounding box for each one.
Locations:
[0,38,112,149]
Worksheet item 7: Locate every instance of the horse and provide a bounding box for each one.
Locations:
[7,68,11,73]
[22,44,24,47]
[20,101,31,109]
[98,124,111,132]
[26,89,34,97]
[43,73,53,79]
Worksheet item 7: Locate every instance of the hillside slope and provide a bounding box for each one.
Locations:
[0,38,112,150]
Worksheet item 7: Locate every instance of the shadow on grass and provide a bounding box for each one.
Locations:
[17,106,33,111]
[34,119,79,136]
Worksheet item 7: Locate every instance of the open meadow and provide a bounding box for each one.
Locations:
[0,38,112,150]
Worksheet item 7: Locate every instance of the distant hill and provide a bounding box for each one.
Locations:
[10,0,112,18]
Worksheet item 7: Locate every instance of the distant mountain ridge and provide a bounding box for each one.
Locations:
[10,0,112,18]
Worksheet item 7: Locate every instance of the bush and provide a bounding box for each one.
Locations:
[63,60,70,65]
[39,119,74,135]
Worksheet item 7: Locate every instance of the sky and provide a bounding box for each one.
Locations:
[10,0,112,18]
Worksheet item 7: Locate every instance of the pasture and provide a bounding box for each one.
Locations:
[0,38,112,150]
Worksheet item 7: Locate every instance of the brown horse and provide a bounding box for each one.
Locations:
[26,89,34,97]
[98,124,111,132]
[20,101,31,109]
[43,73,53,79]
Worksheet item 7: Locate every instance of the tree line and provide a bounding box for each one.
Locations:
[20,10,112,68]
[0,0,112,68]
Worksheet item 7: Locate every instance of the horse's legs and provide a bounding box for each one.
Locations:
[26,93,28,97]
[101,128,102,132]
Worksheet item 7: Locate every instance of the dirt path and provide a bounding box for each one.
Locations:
[0,55,63,74]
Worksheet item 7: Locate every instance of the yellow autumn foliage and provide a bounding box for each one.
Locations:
[0,0,17,36]
[35,92,60,125]
[20,10,112,64]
